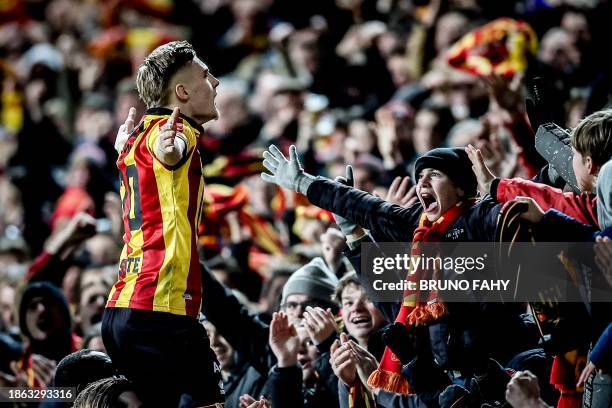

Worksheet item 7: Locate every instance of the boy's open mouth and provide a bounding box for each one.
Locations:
[420,192,438,212]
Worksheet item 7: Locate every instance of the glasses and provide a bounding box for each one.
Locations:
[281,300,327,312]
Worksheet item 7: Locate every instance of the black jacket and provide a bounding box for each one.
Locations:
[223,357,266,408]
[306,177,501,243]
[200,265,339,406]
[265,365,339,408]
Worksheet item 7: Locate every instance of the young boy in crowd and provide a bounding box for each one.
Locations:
[467,109,612,228]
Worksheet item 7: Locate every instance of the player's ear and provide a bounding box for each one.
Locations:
[175,83,189,102]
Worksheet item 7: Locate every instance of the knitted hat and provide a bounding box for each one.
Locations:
[414,147,478,197]
[281,257,338,305]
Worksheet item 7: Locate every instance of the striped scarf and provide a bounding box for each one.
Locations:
[367,201,471,394]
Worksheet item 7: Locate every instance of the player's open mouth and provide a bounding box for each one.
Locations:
[420,192,438,212]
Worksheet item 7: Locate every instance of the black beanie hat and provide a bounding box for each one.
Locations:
[414,147,478,198]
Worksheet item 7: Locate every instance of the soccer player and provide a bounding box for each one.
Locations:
[101,41,223,407]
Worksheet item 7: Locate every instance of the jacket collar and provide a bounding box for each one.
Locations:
[145,107,203,133]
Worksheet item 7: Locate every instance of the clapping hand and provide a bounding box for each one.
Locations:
[269,311,300,368]
[330,333,357,386]
[303,306,338,345]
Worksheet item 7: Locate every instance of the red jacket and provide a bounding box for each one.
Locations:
[493,177,599,227]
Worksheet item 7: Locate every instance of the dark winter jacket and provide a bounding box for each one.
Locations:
[536,209,612,241]
[223,356,266,408]
[306,177,501,243]
[265,365,338,408]
[200,264,339,406]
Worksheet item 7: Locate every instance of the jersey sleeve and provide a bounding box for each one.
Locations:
[145,117,197,169]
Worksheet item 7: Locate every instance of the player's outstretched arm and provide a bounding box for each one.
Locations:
[156,106,187,167]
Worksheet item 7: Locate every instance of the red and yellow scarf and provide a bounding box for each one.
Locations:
[367,201,472,394]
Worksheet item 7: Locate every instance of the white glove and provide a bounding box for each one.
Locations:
[261,145,316,195]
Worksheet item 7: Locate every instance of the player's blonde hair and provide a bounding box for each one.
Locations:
[136,41,196,108]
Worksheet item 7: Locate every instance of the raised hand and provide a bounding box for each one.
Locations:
[261,145,315,194]
[465,144,496,195]
[31,354,56,387]
[269,311,300,367]
[44,212,97,257]
[373,107,402,169]
[484,73,524,115]
[303,306,338,345]
[156,107,186,166]
[330,333,357,386]
[240,395,270,408]
[115,107,137,152]
[377,176,417,208]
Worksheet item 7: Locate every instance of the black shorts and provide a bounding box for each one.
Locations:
[101,307,224,407]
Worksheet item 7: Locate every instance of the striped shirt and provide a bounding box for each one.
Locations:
[106,108,205,318]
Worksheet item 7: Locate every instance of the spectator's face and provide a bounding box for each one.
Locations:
[561,12,590,45]
[434,13,468,53]
[85,235,120,265]
[572,147,595,192]
[203,321,235,371]
[25,296,65,341]
[353,167,376,194]
[263,274,290,313]
[117,390,144,408]
[341,283,385,340]
[417,168,463,222]
[77,268,113,335]
[212,90,248,133]
[284,294,327,322]
[387,55,411,87]
[505,370,540,407]
[413,109,443,154]
[289,30,320,73]
[115,91,143,126]
[182,58,220,123]
[297,327,319,383]
[0,284,16,330]
[538,29,579,73]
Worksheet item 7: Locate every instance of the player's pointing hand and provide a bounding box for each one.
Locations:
[159,107,181,155]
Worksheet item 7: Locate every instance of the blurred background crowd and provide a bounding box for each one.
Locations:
[0,0,611,407]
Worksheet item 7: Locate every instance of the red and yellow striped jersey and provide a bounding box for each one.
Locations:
[106,108,205,318]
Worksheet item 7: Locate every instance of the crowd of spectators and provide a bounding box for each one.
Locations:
[0,0,611,407]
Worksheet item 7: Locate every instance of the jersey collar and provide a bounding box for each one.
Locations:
[145,107,204,134]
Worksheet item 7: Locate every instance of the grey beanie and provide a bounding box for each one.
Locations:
[281,257,339,305]
[597,160,612,230]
